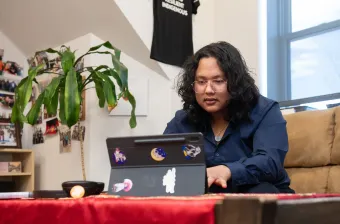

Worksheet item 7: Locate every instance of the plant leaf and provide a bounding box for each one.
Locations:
[95,71,117,108]
[92,78,105,108]
[61,49,75,75]
[64,68,80,127]
[12,64,44,125]
[115,49,121,61]
[126,90,137,128]
[44,76,62,114]
[27,92,45,125]
[11,103,27,125]
[11,76,29,124]
[43,48,61,55]
[89,41,118,52]
[78,51,127,91]
[19,64,44,108]
[109,69,123,91]
[59,89,66,125]
[74,51,125,80]
[86,66,123,91]
[119,67,128,91]
[46,90,59,117]
[74,41,119,66]
[88,68,106,107]
[33,78,39,85]
[102,41,121,60]
[108,52,128,91]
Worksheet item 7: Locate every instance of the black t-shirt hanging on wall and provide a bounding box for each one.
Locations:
[151,0,200,67]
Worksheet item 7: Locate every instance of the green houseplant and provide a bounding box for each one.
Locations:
[11,41,137,180]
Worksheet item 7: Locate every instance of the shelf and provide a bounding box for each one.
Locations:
[0,90,15,96]
[0,149,34,191]
[0,149,33,153]
[0,72,23,81]
[0,172,31,177]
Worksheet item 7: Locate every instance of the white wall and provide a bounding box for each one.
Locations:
[215,0,267,93]
[0,31,29,74]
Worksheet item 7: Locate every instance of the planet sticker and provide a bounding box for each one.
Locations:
[150,148,166,161]
[113,148,126,165]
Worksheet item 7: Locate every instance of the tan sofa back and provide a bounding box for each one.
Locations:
[283,106,340,193]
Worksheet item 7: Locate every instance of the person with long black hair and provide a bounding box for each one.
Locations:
[164,41,295,194]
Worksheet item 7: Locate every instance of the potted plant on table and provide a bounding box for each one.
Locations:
[11,41,137,181]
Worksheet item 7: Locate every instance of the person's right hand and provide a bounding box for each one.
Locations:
[207,165,231,188]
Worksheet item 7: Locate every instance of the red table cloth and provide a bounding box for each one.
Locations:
[0,195,224,224]
[1,193,340,224]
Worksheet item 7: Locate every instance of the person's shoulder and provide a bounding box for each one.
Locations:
[164,109,194,134]
[239,95,283,135]
[251,95,279,118]
[172,109,189,122]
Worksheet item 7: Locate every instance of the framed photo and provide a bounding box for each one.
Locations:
[0,122,22,148]
[2,61,23,77]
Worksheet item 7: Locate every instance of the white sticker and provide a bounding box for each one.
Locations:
[163,168,176,194]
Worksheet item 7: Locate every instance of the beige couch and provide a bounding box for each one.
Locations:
[283,106,340,193]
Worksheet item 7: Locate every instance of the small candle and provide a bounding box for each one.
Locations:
[70,185,85,199]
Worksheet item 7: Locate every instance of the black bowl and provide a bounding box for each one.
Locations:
[62,180,105,197]
[94,182,105,194]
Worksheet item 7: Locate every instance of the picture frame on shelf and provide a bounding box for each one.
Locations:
[0,122,22,149]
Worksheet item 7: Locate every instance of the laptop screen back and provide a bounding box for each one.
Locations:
[106,133,207,196]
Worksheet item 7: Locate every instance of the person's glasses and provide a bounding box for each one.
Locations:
[192,79,227,93]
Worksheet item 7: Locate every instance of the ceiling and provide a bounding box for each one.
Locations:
[0,0,167,77]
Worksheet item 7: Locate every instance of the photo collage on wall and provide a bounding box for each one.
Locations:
[0,49,24,77]
[0,49,23,148]
[28,50,86,153]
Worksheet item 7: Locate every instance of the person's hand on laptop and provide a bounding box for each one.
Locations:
[207,165,231,188]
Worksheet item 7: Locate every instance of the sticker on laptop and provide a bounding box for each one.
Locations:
[163,168,176,194]
[150,147,166,161]
[113,148,126,165]
[112,179,133,193]
[182,144,201,160]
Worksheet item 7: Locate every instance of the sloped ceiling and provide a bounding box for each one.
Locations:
[0,0,167,78]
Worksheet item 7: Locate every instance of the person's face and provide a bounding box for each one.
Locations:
[194,57,229,114]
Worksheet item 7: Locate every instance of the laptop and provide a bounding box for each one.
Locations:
[106,133,207,197]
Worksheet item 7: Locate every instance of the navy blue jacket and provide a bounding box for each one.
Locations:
[163,95,291,193]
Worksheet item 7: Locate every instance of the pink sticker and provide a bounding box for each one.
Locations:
[113,179,133,193]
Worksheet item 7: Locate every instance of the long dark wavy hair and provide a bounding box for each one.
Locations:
[177,41,260,127]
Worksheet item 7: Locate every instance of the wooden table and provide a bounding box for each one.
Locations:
[214,193,340,224]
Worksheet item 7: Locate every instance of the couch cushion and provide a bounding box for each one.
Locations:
[283,108,335,168]
[327,166,340,193]
[286,167,329,193]
[331,107,340,165]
